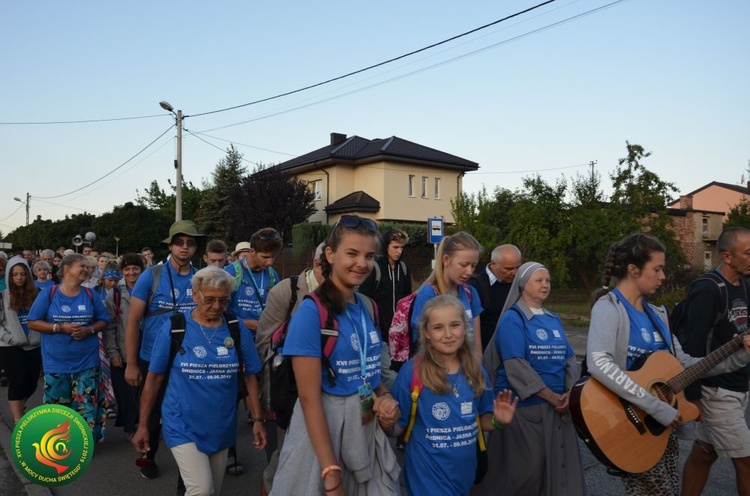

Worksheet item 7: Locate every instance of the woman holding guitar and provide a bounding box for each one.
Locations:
[586,233,750,495]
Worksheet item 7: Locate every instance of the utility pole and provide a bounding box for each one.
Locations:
[24,192,29,226]
[159,101,183,221]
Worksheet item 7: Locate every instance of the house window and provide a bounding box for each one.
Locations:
[408,175,415,197]
[704,251,712,270]
[309,180,322,201]
[702,217,708,238]
[434,178,441,199]
[421,176,428,198]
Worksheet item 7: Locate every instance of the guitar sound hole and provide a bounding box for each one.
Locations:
[649,383,674,405]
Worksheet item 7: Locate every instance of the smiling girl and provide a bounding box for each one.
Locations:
[271,215,401,496]
[391,295,516,495]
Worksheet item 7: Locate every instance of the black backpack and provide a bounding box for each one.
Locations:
[671,272,729,355]
[167,311,248,401]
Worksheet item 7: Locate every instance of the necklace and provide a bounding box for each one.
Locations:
[449,373,461,398]
[197,320,219,344]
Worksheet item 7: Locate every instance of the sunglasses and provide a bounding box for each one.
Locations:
[172,238,197,248]
[198,291,231,306]
[337,215,377,233]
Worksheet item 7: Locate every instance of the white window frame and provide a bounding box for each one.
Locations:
[434,177,441,199]
[421,176,428,198]
[408,175,415,197]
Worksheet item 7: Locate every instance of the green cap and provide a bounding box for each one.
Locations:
[162,220,206,244]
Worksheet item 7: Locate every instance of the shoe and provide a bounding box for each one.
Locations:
[140,462,159,479]
[107,408,117,419]
[226,457,245,476]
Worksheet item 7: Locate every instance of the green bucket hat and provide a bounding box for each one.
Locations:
[162,220,206,245]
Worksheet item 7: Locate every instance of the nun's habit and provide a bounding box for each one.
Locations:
[477,262,585,496]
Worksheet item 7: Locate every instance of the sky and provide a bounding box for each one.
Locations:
[1,0,748,235]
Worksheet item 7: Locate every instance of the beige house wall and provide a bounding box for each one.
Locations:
[671,186,749,219]
[295,161,465,225]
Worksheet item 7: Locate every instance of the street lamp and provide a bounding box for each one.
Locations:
[159,100,183,222]
[13,193,30,226]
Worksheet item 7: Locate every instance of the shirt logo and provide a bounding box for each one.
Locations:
[369,331,380,345]
[77,305,86,311]
[536,329,548,341]
[61,306,71,313]
[552,329,561,339]
[245,287,255,297]
[172,289,181,300]
[432,402,451,421]
[350,333,361,352]
[461,402,473,416]
[193,346,207,359]
[217,346,228,357]
[641,328,652,344]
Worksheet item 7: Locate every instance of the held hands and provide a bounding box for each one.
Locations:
[493,389,519,427]
[554,391,570,414]
[69,324,94,341]
[373,393,400,431]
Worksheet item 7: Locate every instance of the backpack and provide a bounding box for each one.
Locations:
[671,272,730,355]
[49,284,95,305]
[402,358,486,451]
[230,261,278,297]
[144,264,196,319]
[389,285,473,370]
[268,291,379,430]
[167,311,248,401]
[371,261,407,292]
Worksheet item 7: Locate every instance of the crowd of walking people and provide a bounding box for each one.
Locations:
[1,220,749,496]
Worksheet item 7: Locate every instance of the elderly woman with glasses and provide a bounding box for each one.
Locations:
[132,266,266,496]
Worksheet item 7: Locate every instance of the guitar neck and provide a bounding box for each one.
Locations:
[668,330,749,392]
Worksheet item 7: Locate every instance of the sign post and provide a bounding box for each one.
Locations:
[428,217,444,269]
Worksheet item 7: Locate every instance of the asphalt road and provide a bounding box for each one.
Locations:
[0,330,744,496]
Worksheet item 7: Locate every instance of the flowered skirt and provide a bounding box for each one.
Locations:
[44,365,106,443]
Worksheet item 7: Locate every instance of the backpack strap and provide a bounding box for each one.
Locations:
[372,263,382,292]
[113,286,122,316]
[224,312,248,399]
[144,265,170,318]
[49,285,95,306]
[49,284,58,302]
[403,358,422,443]
[359,294,380,336]
[232,261,243,292]
[165,312,187,385]
[305,292,339,387]
[696,272,730,356]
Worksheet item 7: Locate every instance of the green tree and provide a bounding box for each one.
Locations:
[724,200,750,229]
[228,165,316,244]
[92,202,173,255]
[199,145,247,239]
[136,179,204,222]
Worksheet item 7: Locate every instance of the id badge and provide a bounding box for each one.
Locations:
[358,382,374,425]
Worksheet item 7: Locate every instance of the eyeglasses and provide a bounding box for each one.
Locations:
[172,238,197,248]
[337,215,377,233]
[198,291,231,306]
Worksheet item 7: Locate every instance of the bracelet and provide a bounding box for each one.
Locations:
[380,391,393,397]
[321,464,342,480]
[52,323,58,334]
[248,416,265,424]
[324,479,342,493]
[491,416,505,430]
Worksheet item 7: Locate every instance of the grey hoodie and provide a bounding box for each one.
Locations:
[0,257,41,350]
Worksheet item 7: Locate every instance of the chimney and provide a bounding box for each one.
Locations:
[679,195,693,210]
[330,133,347,146]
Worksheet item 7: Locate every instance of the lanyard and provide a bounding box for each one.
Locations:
[345,294,369,383]
[242,262,266,310]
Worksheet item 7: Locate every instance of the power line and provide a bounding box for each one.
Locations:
[473,163,591,174]
[34,125,174,200]
[199,0,626,133]
[33,198,103,215]
[184,129,264,166]
[0,113,165,126]
[188,131,297,156]
[0,204,24,223]
[188,1,556,118]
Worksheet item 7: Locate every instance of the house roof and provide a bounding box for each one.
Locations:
[270,134,479,174]
[324,191,380,215]
[669,181,750,206]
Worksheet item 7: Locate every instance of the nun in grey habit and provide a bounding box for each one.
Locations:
[476,261,586,496]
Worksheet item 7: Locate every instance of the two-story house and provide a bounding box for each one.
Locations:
[269,132,479,225]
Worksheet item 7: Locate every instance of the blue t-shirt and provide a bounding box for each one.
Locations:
[132,263,197,362]
[392,360,494,496]
[18,310,29,337]
[225,261,278,324]
[149,312,261,454]
[34,280,55,291]
[410,285,482,345]
[613,289,670,369]
[283,296,381,396]
[493,305,573,407]
[28,286,110,374]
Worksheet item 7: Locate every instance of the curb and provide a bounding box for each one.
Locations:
[0,409,53,496]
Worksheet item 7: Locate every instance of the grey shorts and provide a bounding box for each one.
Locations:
[694,386,750,458]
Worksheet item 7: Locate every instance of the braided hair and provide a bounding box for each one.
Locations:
[591,233,665,306]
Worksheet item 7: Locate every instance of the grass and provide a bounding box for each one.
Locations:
[545,289,591,328]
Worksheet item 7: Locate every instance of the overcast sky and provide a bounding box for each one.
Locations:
[1,0,748,234]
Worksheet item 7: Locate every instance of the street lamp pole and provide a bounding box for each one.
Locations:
[159,101,183,222]
[13,192,30,226]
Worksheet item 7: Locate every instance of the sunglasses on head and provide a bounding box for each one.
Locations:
[255,230,280,241]
[337,215,377,233]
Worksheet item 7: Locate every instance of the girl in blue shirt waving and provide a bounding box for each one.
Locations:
[391,294,516,496]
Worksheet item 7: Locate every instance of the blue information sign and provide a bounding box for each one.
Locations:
[428,217,444,244]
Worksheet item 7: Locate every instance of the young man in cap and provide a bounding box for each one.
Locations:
[124,220,204,480]
[232,242,251,262]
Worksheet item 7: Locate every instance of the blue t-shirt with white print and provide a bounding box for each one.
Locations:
[225,261,278,325]
[613,289,670,369]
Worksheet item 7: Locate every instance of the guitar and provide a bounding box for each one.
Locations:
[569,330,749,474]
